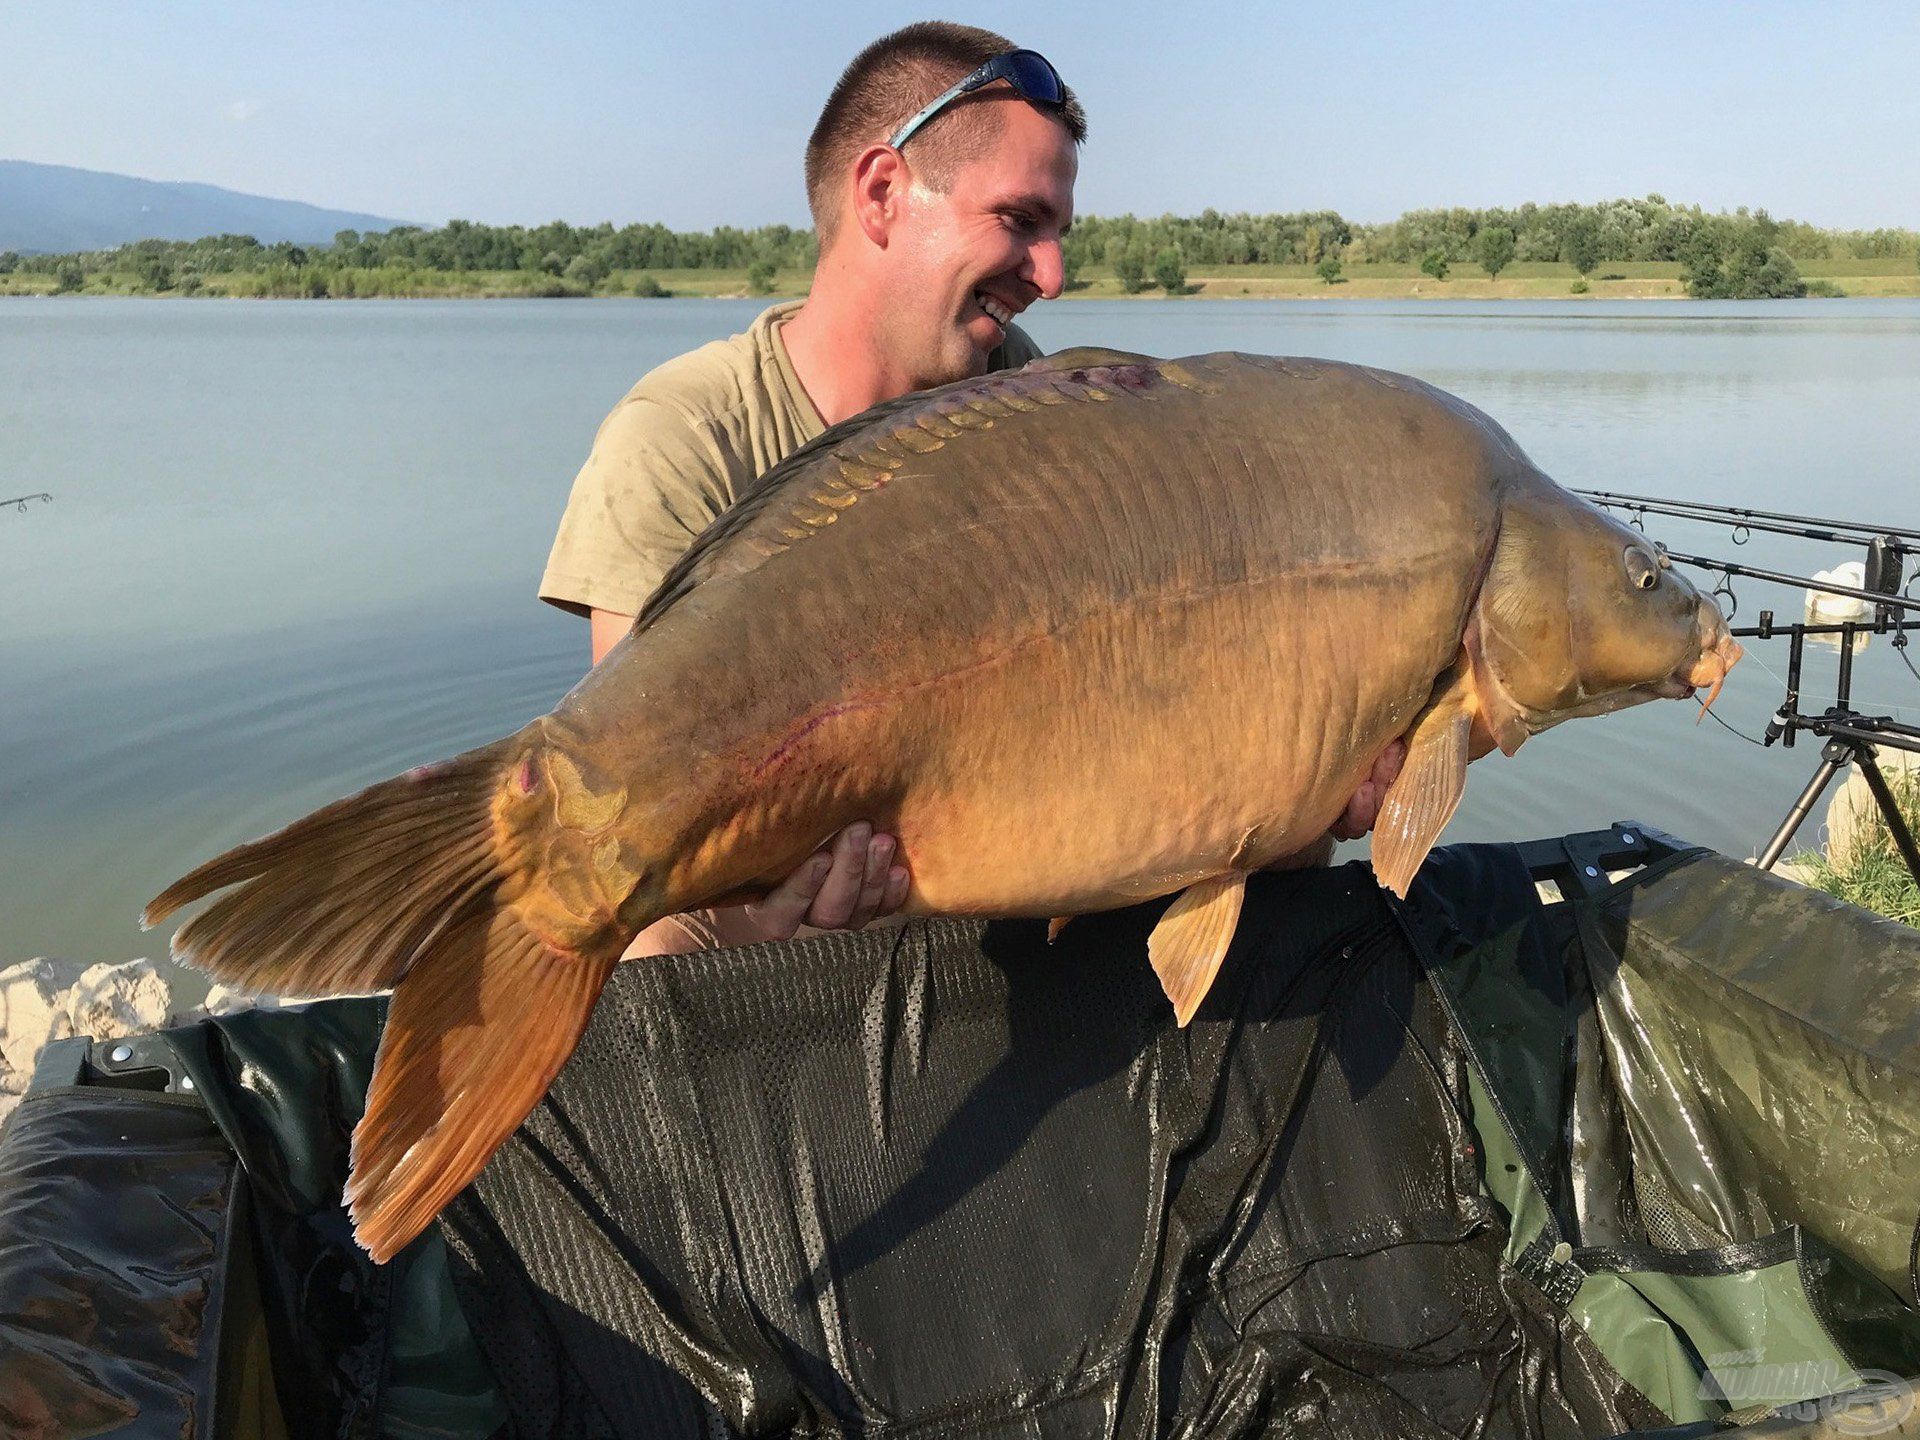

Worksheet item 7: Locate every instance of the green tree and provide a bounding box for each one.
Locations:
[304,270,330,299]
[747,259,777,294]
[1743,247,1807,299]
[632,273,669,298]
[1153,246,1188,295]
[1062,249,1083,290]
[54,261,84,293]
[1115,238,1148,294]
[1562,215,1603,277]
[1476,225,1515,281]
[1420,248,1449,281]
[1316,254,1344,285]
[0,251,18,274]
[565,252,609,287]
[136,257,174,292]
[1681,230,1727,298]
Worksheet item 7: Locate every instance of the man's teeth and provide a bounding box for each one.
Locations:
[977,292,1012,326]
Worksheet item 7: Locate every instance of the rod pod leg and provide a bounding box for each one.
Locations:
[1853,748,1920,889]
[1756,744,1850,872]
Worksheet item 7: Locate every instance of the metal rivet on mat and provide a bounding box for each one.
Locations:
[1621,832,1637,845]
[1551,1241,1573,1265]
[1340,946,1352,959]
[179,1076,195,1093]
[108,1044,132,1064]
[1584,865,1599,878]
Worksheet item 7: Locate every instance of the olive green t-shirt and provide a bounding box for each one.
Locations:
[539,300,1043,618]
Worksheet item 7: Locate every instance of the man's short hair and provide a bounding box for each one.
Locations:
[805,21,1087,245]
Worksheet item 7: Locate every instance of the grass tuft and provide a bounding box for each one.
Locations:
[1797,770,1920,927]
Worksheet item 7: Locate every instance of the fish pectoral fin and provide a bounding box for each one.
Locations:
[1047,916,1075,945]
[1370,703,1471,900]
[1148,872,1248,1026]
[346,908,615,1264]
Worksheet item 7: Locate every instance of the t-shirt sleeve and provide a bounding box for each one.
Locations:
[538,397,732,618]
[992,321,1046,371]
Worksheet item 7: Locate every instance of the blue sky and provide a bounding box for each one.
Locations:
[5,1,1915,230]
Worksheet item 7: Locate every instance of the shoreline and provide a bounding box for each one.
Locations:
[6,265,1917,303]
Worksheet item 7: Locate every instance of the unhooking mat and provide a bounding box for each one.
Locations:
[7,839,1920,1439]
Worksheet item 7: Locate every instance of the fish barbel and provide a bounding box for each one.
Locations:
[146,350,1738,1260]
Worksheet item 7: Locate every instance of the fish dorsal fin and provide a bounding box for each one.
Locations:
[1026,346,1157,371]
[632,383,940,633]
[634,348,1173,634]
[1370,696,1472,899]
[1148,872,1248,1026]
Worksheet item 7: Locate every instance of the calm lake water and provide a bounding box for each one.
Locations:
[4,296,1919,970]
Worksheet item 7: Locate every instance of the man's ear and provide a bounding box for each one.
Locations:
[850,145,908,248]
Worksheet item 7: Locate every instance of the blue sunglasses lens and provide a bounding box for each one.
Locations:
[1001,51,1064,105]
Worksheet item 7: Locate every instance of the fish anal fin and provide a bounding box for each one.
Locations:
[346,907,615,1264]
[1148,872,1248,1026]
[1047,916,1075,945]
[1370,702,1471,899]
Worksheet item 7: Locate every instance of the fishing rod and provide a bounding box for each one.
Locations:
[1660,550,1920,618]
[2,492,52,515]
[1654,536,1920,887]
[1579,489,1920,545]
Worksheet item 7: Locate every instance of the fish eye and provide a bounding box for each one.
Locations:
[1624,546,1659,591]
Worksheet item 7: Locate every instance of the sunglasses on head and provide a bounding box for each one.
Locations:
[886,49,1066,151]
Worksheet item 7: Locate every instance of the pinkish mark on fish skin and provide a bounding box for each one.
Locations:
[515,758,539,795]
[405,760,456,784]
[750,703,855,780]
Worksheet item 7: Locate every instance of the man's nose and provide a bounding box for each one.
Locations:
[1024,239,1065,301]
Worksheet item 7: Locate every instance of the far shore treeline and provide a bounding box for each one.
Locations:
[5,196,1918,300]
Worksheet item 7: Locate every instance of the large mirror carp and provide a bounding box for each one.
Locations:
[147,349,1739,1261]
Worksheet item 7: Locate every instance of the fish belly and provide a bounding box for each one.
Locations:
[719,569,1441,919]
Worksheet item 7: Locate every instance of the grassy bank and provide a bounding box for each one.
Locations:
[5,257,1917,301]
[1797,771,1920,928]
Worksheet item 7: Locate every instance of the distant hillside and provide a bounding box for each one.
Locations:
[0,160,408,254]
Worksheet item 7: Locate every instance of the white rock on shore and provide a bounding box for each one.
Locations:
[0,956,278,1124]
[1824,749,1920,869]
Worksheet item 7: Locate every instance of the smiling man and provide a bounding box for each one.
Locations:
[540,22,1083,952]
[542,23,1401,955]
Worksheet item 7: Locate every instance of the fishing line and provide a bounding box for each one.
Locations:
[1746,648,1790,691]
[1700,705,1768,747]
[1741,636,1915,717]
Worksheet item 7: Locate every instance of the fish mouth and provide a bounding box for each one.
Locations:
[1678,633,1744,720]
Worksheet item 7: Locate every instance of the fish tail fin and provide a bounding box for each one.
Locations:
[347,909,616,1262]
[146,734,631,1261]
[145,737,520,999]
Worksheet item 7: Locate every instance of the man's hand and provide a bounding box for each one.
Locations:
[1329,739,1407,841]
[743,822,910,941]
[624,823,910,958]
